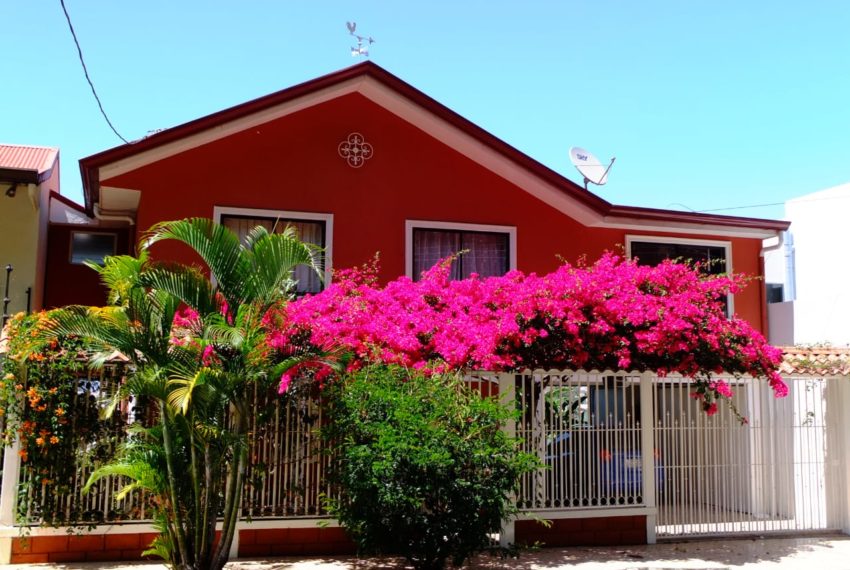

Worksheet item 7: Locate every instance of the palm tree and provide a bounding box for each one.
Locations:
[46,218,324,570]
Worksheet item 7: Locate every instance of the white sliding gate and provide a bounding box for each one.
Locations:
[510,370,843,540]
[654,375,840,538]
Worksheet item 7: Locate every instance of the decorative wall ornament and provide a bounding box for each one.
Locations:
[338,132,374,168]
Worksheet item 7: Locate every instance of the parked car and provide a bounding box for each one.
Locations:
[546,432,664,507]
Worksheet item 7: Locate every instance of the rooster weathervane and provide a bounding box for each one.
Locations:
[347,22,374,58]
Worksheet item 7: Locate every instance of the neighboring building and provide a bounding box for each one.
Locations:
[765,183,850,346]
[75,61,788,334]
[0,144,133,320]
[0,144,59,318]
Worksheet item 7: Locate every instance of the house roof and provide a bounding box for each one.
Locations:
[0,143,58,184]
[79,62,789,237]
[780,347,850,376]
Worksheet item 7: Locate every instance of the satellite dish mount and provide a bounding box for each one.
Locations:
[569,147,616,190]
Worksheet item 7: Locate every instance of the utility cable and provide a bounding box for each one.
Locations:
[59,0,130,144]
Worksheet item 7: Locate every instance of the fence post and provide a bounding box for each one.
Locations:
[0,438,21,563]
[829,377,850,534]
[639,371,656,544]
[499,372,516,548]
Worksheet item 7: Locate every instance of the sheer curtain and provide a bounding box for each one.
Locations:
[413,229,508,280]
[413,229,461,280]
[462,232,508,277]
[221,216,324,294]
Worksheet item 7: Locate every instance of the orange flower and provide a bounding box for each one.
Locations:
[48,387,58,395]
[2,373,13,381]
[35,437,45,446]
[49,436,59,445]
[14,384,23,391]
[55,408,65,417]
[18,449,28,462]
[36,405,47,412]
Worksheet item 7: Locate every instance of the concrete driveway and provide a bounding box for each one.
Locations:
[3,535,850,569]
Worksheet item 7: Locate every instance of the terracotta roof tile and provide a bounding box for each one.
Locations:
[780,347,850,376]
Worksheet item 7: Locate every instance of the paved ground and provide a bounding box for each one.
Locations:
[3,535,850,569]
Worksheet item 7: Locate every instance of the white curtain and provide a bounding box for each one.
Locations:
[222,216,324,294]
[413,229,507,280]
[462,232,508,278]
[413,229,462,280]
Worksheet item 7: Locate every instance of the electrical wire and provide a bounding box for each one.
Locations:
[59,0,130,144]
[699,193,850,214]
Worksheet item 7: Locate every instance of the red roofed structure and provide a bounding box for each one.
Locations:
[70,61,787,332]
[0,144,58,182]
[0,144,60,316]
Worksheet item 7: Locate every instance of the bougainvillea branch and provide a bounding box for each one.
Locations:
[264,253,785,412]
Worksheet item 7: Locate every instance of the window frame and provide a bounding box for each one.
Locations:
[69,231,118,266]
[625,235,734,316]
[405,220,517,279]
[213,206,333,288]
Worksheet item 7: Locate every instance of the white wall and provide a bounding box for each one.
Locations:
[767,183,850,346]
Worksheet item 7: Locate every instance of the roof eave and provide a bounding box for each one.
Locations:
[0,168,39,185]
[78,61,790,236]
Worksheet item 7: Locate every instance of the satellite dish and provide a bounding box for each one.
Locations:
[569,147,616,190]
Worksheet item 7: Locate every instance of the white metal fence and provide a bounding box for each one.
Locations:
[654,375,838,538]
[514,371,647,511]
[4,368,845,541]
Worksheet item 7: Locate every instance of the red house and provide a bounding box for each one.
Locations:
[13,62,796,563]
[69,61,787,333]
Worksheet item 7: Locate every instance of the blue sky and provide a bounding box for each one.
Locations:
[4,1,849,219]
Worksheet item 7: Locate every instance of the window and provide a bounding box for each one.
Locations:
[626,236,733,314]
[766,283,784,304]
[407,221,515,280]
[70,232,117,265]
[216,208,331,295]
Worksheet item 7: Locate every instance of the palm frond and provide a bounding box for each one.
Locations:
[167,369,209,415]
[142,218,246,307]
[243,230,323,306]
[141,264,217,317]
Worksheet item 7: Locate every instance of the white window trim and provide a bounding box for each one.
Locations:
[625,235,734,316]
[213,206,333,286]
[405,219,517,279]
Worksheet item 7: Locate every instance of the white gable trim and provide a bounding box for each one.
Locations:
[101,78,367,181]
[99,77,779,240]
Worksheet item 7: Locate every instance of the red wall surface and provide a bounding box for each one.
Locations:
[99,93,766,331]
[43,225,131,309]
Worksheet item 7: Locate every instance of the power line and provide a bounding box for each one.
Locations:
[59,0,130,144]
[698,201,785,213]
[699,193,850,214]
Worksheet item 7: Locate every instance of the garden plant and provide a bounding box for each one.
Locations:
[322,365,539,570]
[12,219,323,570]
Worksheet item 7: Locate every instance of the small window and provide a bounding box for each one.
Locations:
[70,232,117,265]
[766,283,784,304]
[221,214,325,295]
[412,228,510,280]
[629,241,728,276]
[627,237,732,315]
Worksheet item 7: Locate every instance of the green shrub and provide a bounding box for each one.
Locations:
[322,365,538,570]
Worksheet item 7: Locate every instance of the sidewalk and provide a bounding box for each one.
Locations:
[3,535,850,569]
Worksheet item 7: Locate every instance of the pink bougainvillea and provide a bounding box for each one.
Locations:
[262,253,785,411]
